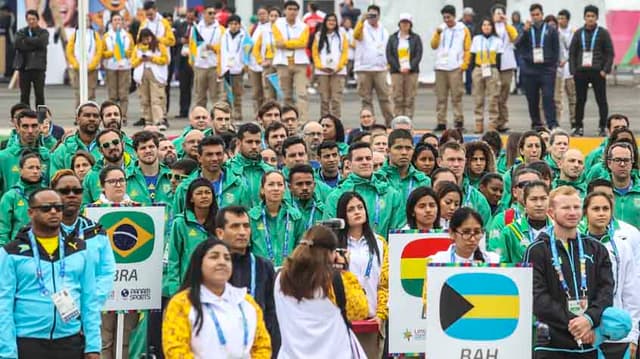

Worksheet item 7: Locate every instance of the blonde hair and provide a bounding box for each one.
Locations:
[549,186,580,207]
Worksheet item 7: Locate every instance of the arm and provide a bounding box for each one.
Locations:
[150,44,169,65]
[506,24,518,42]
[584,241,614,328]
[262,263,280,352]
[164,220,184,297]
[284,26,309,49]
[311,33,322,68]
[430,30,441,50]
[569,32,579,75]
[162,292,195,359]
[0,250,17,358]
[0,194,14,246]
[247,295,272,359]
[23,28,49,50]
[95,233,116,306]
[161,19,176,47]
[496,53,502,70]
[213,26,225,54]
[468,53,476,71]
[88,33,103,71]
[461,27,472,70]
[410,34,423,69]
[601,29,614,74]
[65,33,79,70]
[353,20,364,41]
[336,32,350,72]
[376,241,389,320]
[385,37,399,72]
[253,33,264,63]
[341,271,369,321]
[102,33,114,59]
[81,247,101,354]
[549,29,559,65]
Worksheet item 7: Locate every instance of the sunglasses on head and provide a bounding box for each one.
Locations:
[57,187,84,195]
[32,204,65,213]
[101,138,121,149]
[169,173,188,181]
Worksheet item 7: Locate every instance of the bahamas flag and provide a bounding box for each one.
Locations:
[102,211,155,264]
[400,237,452,297]
[241,32,254,65]
[114,30,126,61]
[189,26,204,65]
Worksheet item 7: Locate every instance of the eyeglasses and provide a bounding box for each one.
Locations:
[609,157,632,165]
[169,173,188,181]
[207,11,215,15]
[516,180,533,189]
[455,230,484,240]
[101,138,121,149]
[104,178,126,186]
[305,132,322,137]
[57,187,84,195]
[193,116,209,121]
[32,203,65,213]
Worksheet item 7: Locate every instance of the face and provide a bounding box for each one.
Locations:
[158,140,177,163]
[145,7,157,21]
[349,147,373,178]
[136,139,158,166]
[320,118,337,141]
[469,150,487,176]
[319,147,340,173]
[103,169,126,202]
[228,21,241,32]
[493,8,505,22]
[550,135,569,160]
[101,105,122,130]
[267,128,287,153]
[191,185,213,209]
[389,138,414,168]
[561,150,584,180]
[524,187,549,220]
[530,8,543,23]
[284,143,308,169]
[29,191,63,230]
[303,123,323,150]
[607,147,633,181]
[423,136,439,150]
[452,217,484,254]
[593,186,615,201]
[18,117,41,145]
[326,16,338,30]
[77,106,100,135]
[21,157,42,182]
[261,149,278,167]
[240,132,262,160]
[514,172,541,203]
[367,10,379,25]
[414,150,436,175]
[201,244,232,287]
[284,5,299,20]
[111,14,123,29]
[261,173,285,203]
[73,156,92,180]
[373,151,386,172]
[372,135,388,153]
[433,172,457,190]
[480,178,503,205]
[169,169,187,192]
[549,194,582,229]
[609,118,628,133]
[439,148,466,181]
[183,133,204,159]
[399,20,411,32]
[290,172,315,201]
[481,20,492,35]
[99,131,124,163]
[260,107,281,128]
[440,192,461,220]
[190,107,211,131]
[216,213,251,252]
[199,144,225,174]
[557,15,568,28]
[212,109,231,133]
[54,176,83,217]
[204,8,216,23]
[346,197,367,227]
[413,195,438,229]
[584,12,598,27]
[520,136,542,162]
[257,8,268,23]
[26,14,39,28]
[586,196,612,230]
[269,10,280,23]
[360,110,374,127]
[443,12,456,27]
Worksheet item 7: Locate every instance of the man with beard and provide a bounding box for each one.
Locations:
[82,129,134,204]
[281,136,332,200]
[100,101,137,158]
[316,141,342,188]
[289,164,325,228]
[173,106,211,158]
[180,130,204,162]
[158,138,178,166]
[256,100,282,129]
[50,102,102,175]
[302,121,323,163]
[553,149,586,197]
[226,123,274,208]
[265,122,287,166]
[125,131,172,207]
[0,110,52,196]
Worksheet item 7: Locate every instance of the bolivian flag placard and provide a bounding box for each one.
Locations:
[426,265,532,358]
[85,205,165,312]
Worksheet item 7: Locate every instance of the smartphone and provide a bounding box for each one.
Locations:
[37,105,47,123]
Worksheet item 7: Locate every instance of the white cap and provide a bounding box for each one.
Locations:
[463,7,475,16]
[399,13,413,23]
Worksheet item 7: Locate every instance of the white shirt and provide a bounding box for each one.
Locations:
[354,21,389,72]
[495,22,517,70]
[192,20,223,69]
[347,235,384,318]
[249,22,273,72]
[434,21,468,71]
[314,30,348,75]
[132,46,168,84]
[219,28,247,75]
[429,244,500,264]
[273,17,310,66]
[558,26,575,79]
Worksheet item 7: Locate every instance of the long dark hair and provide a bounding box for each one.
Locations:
[505,132,522,168]
[181,238,230,335]
[406,186,441,230]
[138,28,159,52]
[185,178,219,234]
[464,141,496,177]
[318,13,339,54]
[320,114,346,143]
[518,130,547,163]
[336,191,381,265]
[412,143,439,175]
[449,207,485,262]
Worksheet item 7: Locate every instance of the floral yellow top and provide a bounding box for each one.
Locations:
[327,271,370,321]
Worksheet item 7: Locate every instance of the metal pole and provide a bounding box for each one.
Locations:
[78,0,88,104]
[115,312,125,359]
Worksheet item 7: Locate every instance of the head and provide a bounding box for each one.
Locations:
[256,6,269,23]
[560,149,585,181]
[359,108,375,128]
[479,173,503,206]
[480,17,497,36]
[257,101,281,128]
[317,141,340,174]
[169,158,198,193]
[302,121,324,152]
[398,13,412,32]
[20,152,42,183]
[261,148,278,167]
[51,170,83,218]
[99,166,127,203]
[549,186,583,231]
[549,129,570,161]
[518,131,545,163]
[76,102,101,136]
[465,141,495,178]
[137,28,158,48]
[227,15,241,32]
[265,122,287,154]
[186,178,217,225]
[189,106,211,131]
[97,129,124,164]
[437,181,462,221]
[557,9,571,28]
[544,14,558,28]
[203,6,216,24]
[388,129,414,169]
[431,167,458,190]
[110,12,124,30]
[440,128,464,145]
[371,133,389,153]
[492,4,507,23]
[588,179,615,200]
[438,142,466,183]
[584,191,613,231]
[10,103,31,128]
[505,132,523,167]
[406,187,440,230]
[538,128,550,147]
[527,161,553,187]
[181,130,203,159]
[606,114,629,134]
[512,168,542,205]
[158,139,177,166]
[336,192,375,248]
[289,164,315,201]
[372,151,386,171]
[481,130,502,157]
[347,142,374,178]
[512,11,521,23]
[420,133,440,151]
[210,102,231,134]
[237,123,263,160]
[441,5,456,27]
[28,189,63,231]
[132,131,158,166]
[260,171,286,205]
[15,110,40,146]
[320,114,345,143]
[283,0,300,22]
[523,181,550,221]
[449,208,485,255]
[143,0,157,21]
[390,116,413,132]
[100,101,123,130]
[529,3,544,23]
[606,142,635,185]
[25,10,39,29]
[197,135,226,175]
[282,105,300,136]
[282,136,308,169]
[366,5,381,26]
[463,7,475,22]
[584,5,599,27]
[606,129,639,170]
[412,143,438,176]
[71,150,95,181]
[322,13,338,32]
[215,206,251,254]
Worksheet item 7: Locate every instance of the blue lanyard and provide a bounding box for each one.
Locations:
[581,27,599,51]
[374,194,381,232]
[212,172,224,204]
[225,32,243,54]
[589,222,619,296]
[249,253,256,297]
[407,178,415,195]
[28,230,65,296]
[307,204,316,228]
[549,230,586,299]
[463,185,473,207]
[261,207,290,262]
[530,24,547,48]
[205,302,249,355]
[481,37,493,61]
[443,27,456,49]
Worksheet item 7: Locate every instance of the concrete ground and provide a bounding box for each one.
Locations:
[0,82,638,136]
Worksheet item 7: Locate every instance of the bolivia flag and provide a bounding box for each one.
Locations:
[400,237,452,297]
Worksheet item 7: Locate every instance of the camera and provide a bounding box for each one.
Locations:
[37,105,47,124]
[317,219,349,270]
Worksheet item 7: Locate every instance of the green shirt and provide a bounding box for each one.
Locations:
[585,139,608,169]
[544,153,561,180]
[249,202,305,267]
[0,179,46,245]
[489,216,551,263]
[614,180,640,229]
[292,195,326,229]
[226,153,275,209]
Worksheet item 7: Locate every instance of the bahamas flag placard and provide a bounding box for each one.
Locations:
[85,205,165,312]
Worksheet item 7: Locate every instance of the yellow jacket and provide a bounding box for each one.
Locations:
[102,31,134,60]
[376,239,389,320]
[328,271,370,321]
[311,31,349,73]
[252,30,275,64]
[65,30,103,71]
[139,16,176,47]
[130,43,169,68]
[430,25,472,70]
[163,289,272,359]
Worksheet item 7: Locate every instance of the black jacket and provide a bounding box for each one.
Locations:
[13,26,48,71]
[386,31,423,73]
[230,251,280,358]
[515,22,559,75]
[569,25,614,74]
[523,233,613,351]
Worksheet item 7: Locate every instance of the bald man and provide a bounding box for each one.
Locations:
[302,121,323,161]
[174,107,211,158]
[181,130,204,161]
[552,148,586,196]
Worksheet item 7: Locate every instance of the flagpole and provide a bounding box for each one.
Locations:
[78,0,88,104]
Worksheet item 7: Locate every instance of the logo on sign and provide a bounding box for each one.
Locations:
[102,211,155,263]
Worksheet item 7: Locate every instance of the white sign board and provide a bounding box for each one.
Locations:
[85,205,165,311]
[426,266,533,359]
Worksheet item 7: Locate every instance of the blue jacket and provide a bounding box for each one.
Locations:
[515,22,560,75]
[0,228,102,357]
[61,216,115,307]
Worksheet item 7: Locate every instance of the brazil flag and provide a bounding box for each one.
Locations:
[101,211,155,264]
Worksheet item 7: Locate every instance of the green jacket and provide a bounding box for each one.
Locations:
[337,141,349,156]
[584,162,610,185]
[172,168,251,214]
[377,162,432,205]
[322,172,405,237]
[81,154,135,205]
[125,163,173,206]
[5,130,57,151]
[487,203,525,246]
[499,159,525,212]
[463,173,485,191]
[50,133,102,176]
[585,139,607,169]
[489,216,551,263]
[496,150,507,175]
[226,153,275,208]
[0,142,51,196]
[249,202,305,267]
[164,210,211,297]
[281,166,333,201]
[173,126,212,159]
[0,179,46,245]
[293,195,326,228]
[614,180,640,229]
[544,154,561,180]
[461,183,493,227]
[552,177,587,197]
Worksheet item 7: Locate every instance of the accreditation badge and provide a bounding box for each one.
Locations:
[437,50,449,66]
[481,63,492,78]
[533,48,544,63]
[52,289,80,322]
[582,51,593,67]
[567,297,588,316]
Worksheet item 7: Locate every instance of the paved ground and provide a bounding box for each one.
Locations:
[1,83,639,136]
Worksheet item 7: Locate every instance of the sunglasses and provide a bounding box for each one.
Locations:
[104,178,126,185]
[101,138,121,149]
[32,204,65,213]
[57,187,84,195]
[169,173,188,181]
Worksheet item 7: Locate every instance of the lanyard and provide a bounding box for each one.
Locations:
[212,172,225,204]
[249,253,256,297]
[530,23,547,48]
[261,207,290,262]
[549,230,586,299]
[225,32,243,54]
[407,178,415,195]
[589,223,619,296]
[205,303,249,356]
[325,31,342,54]
[28,230,65,296]
[367,25,384,44]
[449,245,482,263]
[364,250,374,278]
[307,204,316,228]
[443,27,456,49]
[463,185,473,207]
[481,36,493,62]
[374,194,381,232]
[581,27,599,51]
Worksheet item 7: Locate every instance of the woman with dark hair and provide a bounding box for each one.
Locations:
[275,225,368,358]
[405,187,441,231]
[430,207,499,263]
[497,131,522,174]
[94,166,132,204]
[163,239,272,358]
[336,192,388,358]
[436,181,463,230]
[71,150,96,182]
[312,13,349,118]
[320,114,349,155]
[501,130,547,208]
[584,129,640,184]
[464,141,496,188]
[249,171,304,267]
[439,128,464,145]
[412,143,439,177]
[420,132,440,150]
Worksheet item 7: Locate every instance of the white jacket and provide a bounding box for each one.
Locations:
[248,22,273,72]
[433,21,469,71]
[219,28,247,76]
[272,17,310,66]
[192,20,224,69]
[347,235,385,318]
[354,20,389,72]
[103,29,133,70]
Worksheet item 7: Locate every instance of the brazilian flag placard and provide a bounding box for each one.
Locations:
[101,211,155,264]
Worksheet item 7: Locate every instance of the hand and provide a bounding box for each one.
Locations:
[275,40,285,49]
[181,37,188,44]
[524,20,531,31]
[568,316,592,339]
[579,330,595,345]
[322,67,334,74]
[207,44,216,51]
[141,55,150,62]
[401,68,410,74]
[631,343,637,358]
[262,60,272,67]
[85,354,100,359]
[600,71,606,78]
[436,26,443,34]
[368,316,383,330]
[559,60,566,67]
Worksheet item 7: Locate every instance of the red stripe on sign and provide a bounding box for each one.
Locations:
[401,238,453,258]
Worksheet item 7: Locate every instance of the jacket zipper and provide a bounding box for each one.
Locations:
[49,255,57,340]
